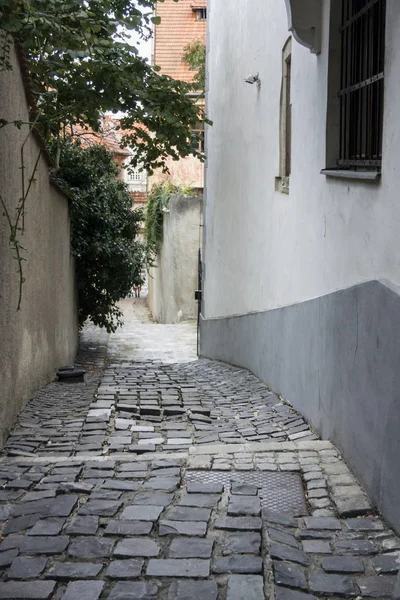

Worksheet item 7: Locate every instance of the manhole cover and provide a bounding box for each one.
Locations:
[184,471,308,516]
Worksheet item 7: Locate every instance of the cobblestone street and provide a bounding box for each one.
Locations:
[0,299,399,599]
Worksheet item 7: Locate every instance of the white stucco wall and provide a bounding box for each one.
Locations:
[203,0,400,319]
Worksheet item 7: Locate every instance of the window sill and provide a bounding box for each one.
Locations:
[321,169,381,182]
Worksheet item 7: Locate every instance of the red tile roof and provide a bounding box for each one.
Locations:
[155,0,207,82]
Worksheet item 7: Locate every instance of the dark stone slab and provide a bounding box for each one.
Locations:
[186,482,224,494]
[58,482,93,494]
[64,516,99,535]
[121,505,164,521]
[222,532,261,555]
[309,573,359,595]
[159,520,207,537]
[226,575,264,600]
[3,514,41,535]
[147,558,210,577]
[12,495,78,518]
[7,556,47,579]
[270,542,309,566]
[131,492,173,506]
[45,562,102,580]
[60,581,104,600]
[372,553,400,574]
[168,580,218,600]
[0,581,56,599]
[0,549,19,567]
[0,535,23,551]
[357,575,396,597]
[275,588,319,600]
[322,556,365,573]
[268,527,300,548]
[274,561,308,589]
[335,539,379,555]
[68,536,115,558]
[27,518,65,536]
[19,535,69,555]
[302,540,331,553]
[263,510,297,528]
[91,490,122,500]
[79,500,122,517]
[106,559,144,579]
[215,517,262,531]
[179,494,220,508]
[114,538,160,558]
[20,490,56,503]
[169,537,214,558]
[213,555,262,574]
[108,582,158,600]
[101,480,138,491]
[345,518,383,531]
[143,478,179,492]
[104,520,153,536]
[304,517,341,530]
[228,496,261,516]
[231,483,259,496]
[165,506,211,522]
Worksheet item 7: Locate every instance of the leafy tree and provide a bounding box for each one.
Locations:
[183,40,206,92]
[0,0,204,172]
[53,139,145,332]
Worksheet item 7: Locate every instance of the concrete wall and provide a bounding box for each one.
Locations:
[0,41,78,446]
[148,194,202,323]
[201,280,400,534]
[203,0,400,320]
[201,0,400,532]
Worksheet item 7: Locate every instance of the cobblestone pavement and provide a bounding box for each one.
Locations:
[0,300,399,599]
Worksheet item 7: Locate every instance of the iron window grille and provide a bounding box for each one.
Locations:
[338,0,386,169]
[195,8,207,21]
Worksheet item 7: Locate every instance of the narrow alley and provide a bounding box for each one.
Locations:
[0,299,398,600]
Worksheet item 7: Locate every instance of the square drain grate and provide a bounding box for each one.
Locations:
[184,470,308,516]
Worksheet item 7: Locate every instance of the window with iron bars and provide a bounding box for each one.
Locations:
[338,0,386,169]
[195,8,206,21]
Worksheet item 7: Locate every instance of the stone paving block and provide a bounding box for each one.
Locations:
[357,575,396,597]
[304,516,341,530]
[0,549,19,567]
[372,552,400,574]
[108,582,158,599]
[64,515,99,535]
[114,538,160,557]
[226,574,264,600]
[345,517,384,531]
[3,514,41,535]
[147,558,210,577]
[104,520,153,536]
[143,477,179,492]
[19,535,69,555]
[121,505,164,521]
[159,520,208,536]
[45,561,103,580]
[274,560,308,589]
[309,573,359,595]
[228,495,261,516]
[231,483,259,495]
[222,532,261,555]
[106,559,144,578]
[165,506,211,522]
[215,516,262,531]
[322,555,365,573]
[12,495,78,518]
[101,480,138,491]
[7,556,47,579]
[0,581,56,599]
[169,537,214,558]
[79,500,122,516]
[263,510,297,528]
[68,536,115,558]
[179,493,220,508]
[268,527,300,548]
[274,588,319,600]
[301,540,331,553]
[26,517,65,536]
[270,542,309,566]
[61,581,104,600]
[213,555,263,574]
[335,539,379,555]
[132,492,173,506]
[168,580,218,600]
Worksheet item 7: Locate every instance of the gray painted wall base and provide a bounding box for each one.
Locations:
[200,280,400,533]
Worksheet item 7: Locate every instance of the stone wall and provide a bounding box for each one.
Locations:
[148,194,202,324]
[0,40,79,446]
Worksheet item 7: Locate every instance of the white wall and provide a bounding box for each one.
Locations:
[204,0,400,319]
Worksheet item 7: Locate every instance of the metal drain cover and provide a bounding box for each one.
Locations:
[184,471,308,516]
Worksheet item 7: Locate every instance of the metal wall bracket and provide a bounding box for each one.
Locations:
[284,0,322,55]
